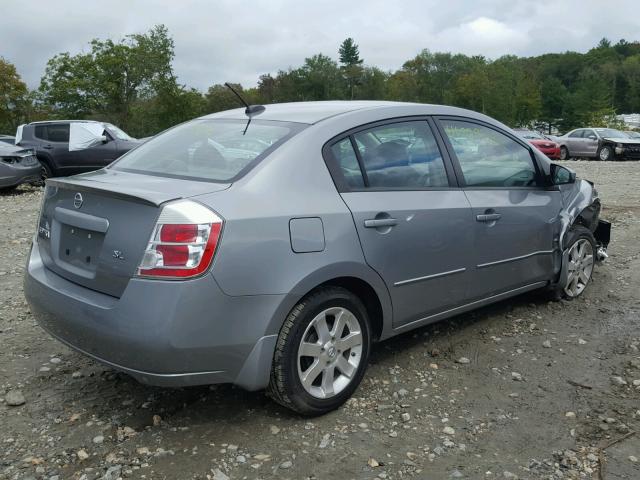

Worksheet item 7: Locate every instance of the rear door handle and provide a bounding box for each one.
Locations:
[476,213,502,222]
[364,218,398,228]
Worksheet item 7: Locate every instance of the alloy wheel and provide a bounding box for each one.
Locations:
[297,306,363,399]
[599,147,611,161]
[564,239,594,297]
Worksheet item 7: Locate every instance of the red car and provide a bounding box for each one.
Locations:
[514,129,561,159]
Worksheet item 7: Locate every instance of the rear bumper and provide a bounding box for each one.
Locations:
[24,244,287,390]
[0,164,41,188]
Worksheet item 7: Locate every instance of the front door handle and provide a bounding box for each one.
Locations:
[364,218,398,228]
[43,144,53,149]
[476,213,502,222]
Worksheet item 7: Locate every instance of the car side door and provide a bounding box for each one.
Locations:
[323,118,475,328]
[435,117,563,300]
[39,123,76,174]
[566,129,585,156]
[582,129,599,158]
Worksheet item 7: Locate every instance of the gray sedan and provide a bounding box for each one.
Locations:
[557,127,640,161]
[0,143,41,191]
[24,101,610,415]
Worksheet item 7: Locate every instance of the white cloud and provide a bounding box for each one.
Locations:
[431,16,529,57]
[0,0,639,91]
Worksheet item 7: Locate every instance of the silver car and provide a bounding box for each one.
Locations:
[24,101,610,415]
[0,143,41,191]
[557,127,640,161]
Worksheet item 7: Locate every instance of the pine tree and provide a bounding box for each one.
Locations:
[338,38,364,99]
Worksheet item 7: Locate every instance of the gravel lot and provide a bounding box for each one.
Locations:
[1,161,639,480]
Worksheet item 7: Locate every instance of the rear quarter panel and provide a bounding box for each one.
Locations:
[197,120,395,334]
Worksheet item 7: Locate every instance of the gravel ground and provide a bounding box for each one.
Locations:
[1,161,639,480]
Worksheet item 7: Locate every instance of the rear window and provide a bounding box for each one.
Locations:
[112,119,304,182]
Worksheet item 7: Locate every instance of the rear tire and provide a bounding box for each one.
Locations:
[268,287,371,416]
[39,159,53,183]
[560,146,570,160]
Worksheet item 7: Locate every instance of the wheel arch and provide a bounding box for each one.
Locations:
[36,153,55,175]
[268,263,393,343]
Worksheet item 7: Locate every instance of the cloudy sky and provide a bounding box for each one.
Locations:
[2,0,639,91]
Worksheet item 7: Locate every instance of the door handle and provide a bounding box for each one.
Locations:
[364,218,398,228]
[43,144,53,149]
[476,213,502,222]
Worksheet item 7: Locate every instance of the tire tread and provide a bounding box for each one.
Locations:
[267,286,368,415]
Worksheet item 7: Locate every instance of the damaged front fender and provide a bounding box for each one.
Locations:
[557,178,601,248]
[553,175,610,292]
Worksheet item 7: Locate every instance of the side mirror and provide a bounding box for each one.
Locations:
[550,163,576,185]
[100,135,108,143]
[587,135,597,140]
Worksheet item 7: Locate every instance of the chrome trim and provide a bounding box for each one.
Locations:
[477,250,554,269]
[394,267,466,287]
[394,281,548,333]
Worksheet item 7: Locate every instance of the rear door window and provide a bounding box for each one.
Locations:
[327,120,450,190]
[46,124,70,142]
[354,121,449,188]
[112,119,304,182]
[440,119,539,188]
[569,130,584,138]
[34,125,47,140]
[330,138,364,188]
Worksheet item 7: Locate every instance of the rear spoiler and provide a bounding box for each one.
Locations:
[45,178,169,207]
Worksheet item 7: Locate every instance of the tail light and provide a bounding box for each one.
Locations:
[137,200,223,279]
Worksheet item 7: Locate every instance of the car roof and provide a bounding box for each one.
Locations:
[200,100,488,125]
[27,120,105,126]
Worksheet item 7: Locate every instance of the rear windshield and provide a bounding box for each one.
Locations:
[111,119,304,182]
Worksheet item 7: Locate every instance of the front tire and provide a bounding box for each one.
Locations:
[268,287,371,415]
[562,226,596,299]
[597,145,613,161]
[560,146,570,160]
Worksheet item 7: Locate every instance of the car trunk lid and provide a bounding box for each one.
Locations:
[37,169,229,297]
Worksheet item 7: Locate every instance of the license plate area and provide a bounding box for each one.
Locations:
[58,224,105,275]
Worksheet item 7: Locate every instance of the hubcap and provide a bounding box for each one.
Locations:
[560,147,568,160]
[564,239,594,297]
[297,306,363,399]
[599,148,610,161]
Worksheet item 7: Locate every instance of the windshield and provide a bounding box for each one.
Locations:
[104,123,134,141]
[594,128,628,139]
[111,119,303,182]
[517,130,545,140]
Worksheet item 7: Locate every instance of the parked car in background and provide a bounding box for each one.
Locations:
[513,129,560,159]
[0,143,41,191]
[0,134,15,145]
[556,127,640,161]
[625,130,640,139]
[17,120,142,179]
[25,101,610,415]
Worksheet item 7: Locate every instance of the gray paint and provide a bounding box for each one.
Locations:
[289,217,325,253]
[0,143,41,189]
[24,101,603,391]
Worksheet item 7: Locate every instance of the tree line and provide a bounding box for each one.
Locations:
[1,25,639,138]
